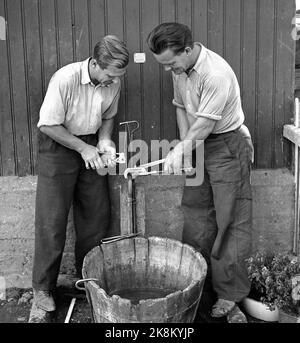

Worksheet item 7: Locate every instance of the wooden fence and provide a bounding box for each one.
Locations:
[0,0,296,176]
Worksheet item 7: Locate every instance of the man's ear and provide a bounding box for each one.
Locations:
[185,47,192,56]
[90,58,99,68]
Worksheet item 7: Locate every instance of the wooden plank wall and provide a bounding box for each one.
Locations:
[0,0,296,176]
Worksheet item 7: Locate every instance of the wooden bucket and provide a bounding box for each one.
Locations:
[77,236,207,323]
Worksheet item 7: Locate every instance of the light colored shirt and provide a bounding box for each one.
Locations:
[172,43,244,134]
[38,58,121,135]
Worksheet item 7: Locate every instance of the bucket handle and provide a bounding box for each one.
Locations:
[75,278,99,291]
[100,232,142,244]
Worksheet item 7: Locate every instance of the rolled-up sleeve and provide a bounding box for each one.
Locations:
[195,74,230,121]
[102,84,121,120]
[172,73,185,110]
[37,74,67,128]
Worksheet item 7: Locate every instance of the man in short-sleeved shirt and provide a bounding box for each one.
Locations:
[38,57,121,135]
[29,36,129,322]
[147,23,253,323]
[171,43,244,133]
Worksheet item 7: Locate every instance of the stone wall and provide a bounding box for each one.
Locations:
[251,169,295,253]
[0,169,295,289]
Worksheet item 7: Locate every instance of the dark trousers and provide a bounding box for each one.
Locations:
[182,128,252,303]
[32,132,110,291]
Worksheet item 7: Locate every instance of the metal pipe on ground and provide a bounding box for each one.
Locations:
[127,173,137,234]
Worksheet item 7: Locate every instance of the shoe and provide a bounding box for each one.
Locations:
[33,289,56,312]
[227,305,248,323]
[211,299,236,318]
[28,302,53,323]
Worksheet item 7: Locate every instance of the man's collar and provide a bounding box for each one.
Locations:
[81,58,92,85]
[190,43,206,75]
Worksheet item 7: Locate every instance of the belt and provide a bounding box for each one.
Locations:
[207,126,241,139]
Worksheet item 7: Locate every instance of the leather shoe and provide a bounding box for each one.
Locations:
[28,302,54,323]
[33,289,56,312]
[227,305,248,323]
[211,299,235,318]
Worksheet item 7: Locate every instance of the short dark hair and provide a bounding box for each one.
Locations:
[146,22,193,55]
[93,35,129,70]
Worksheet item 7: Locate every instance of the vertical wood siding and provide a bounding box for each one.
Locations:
[0,0,295,175]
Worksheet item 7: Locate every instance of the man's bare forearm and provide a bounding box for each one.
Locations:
[176,108,215,148]
[98,118,114,142]
[184,117,215,141]
[39,125,88,153]
[176,116,216,153]
[176,107,189,140]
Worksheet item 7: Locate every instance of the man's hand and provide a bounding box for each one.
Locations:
[164,144,184,174]
[80,144,105,170]
[97,140,117,168]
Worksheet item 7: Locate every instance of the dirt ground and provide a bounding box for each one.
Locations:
[0,287,267,324]
[0,287,92,323]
